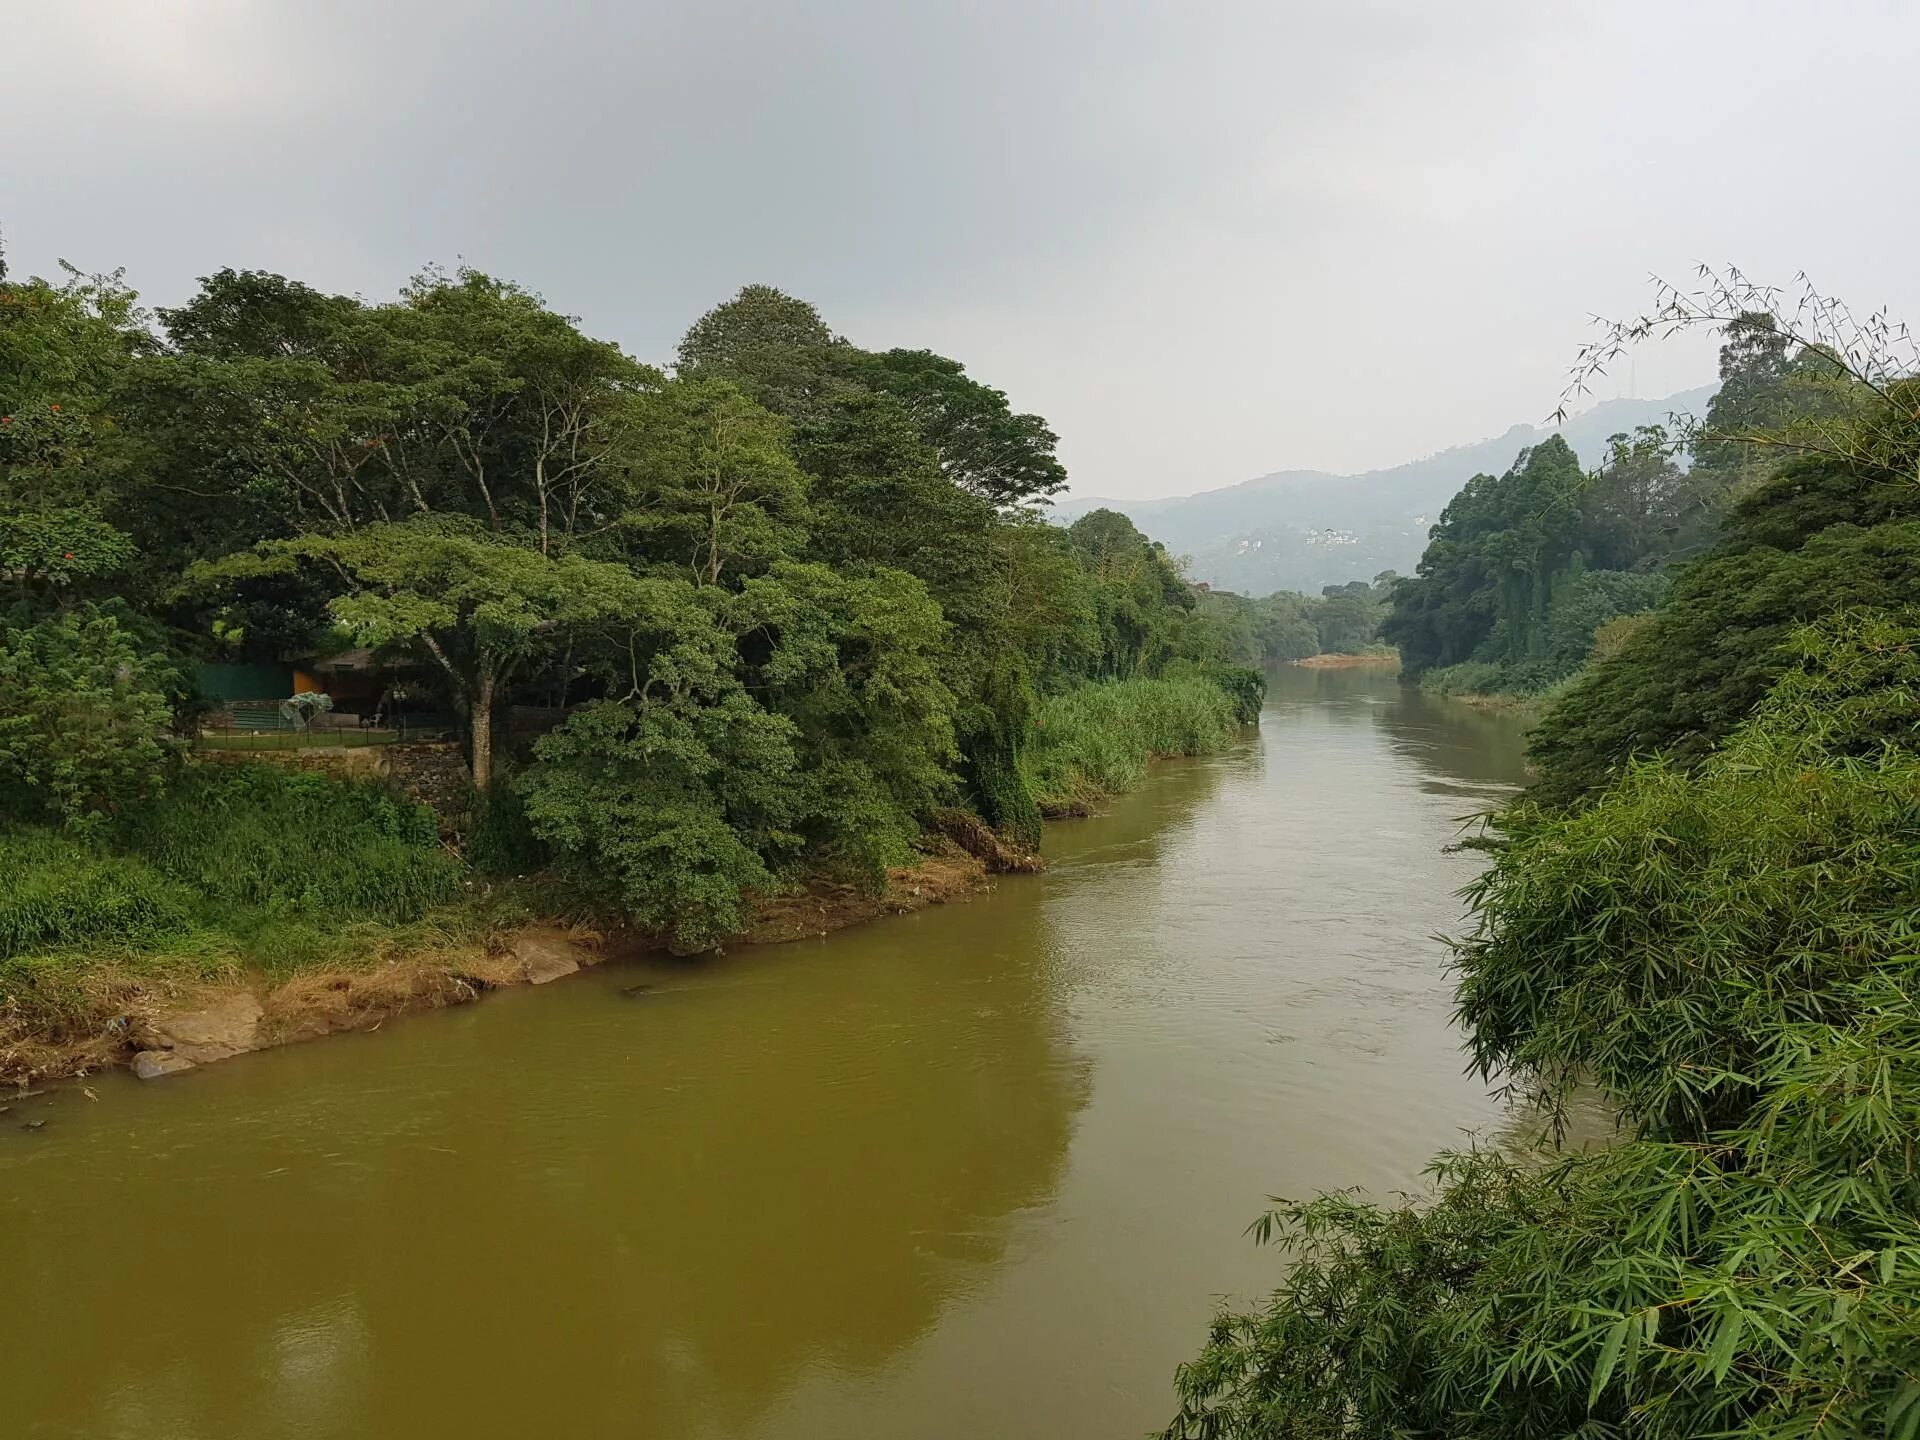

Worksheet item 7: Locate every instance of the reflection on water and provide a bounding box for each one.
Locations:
[1,668,1532,1440]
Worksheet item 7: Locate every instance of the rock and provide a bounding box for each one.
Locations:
[511,931,582,986]
[19,1119,46,1131]
[143,989,264,1066]
[133,1051,198,1081]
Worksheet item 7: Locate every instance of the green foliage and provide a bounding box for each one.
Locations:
[849,347,1067,506]
[519,695,798,953]
[0,763,454,974]
[463,780,547,877]
[1165,610,1920,1439]
[0,605,181,827]
[730,561,957,885]
[1460,611,1920,1139]
[1381,427,1709,696]
[957,659,1043,850]
[622,376,809,585]
[518,560,959,945]
[1023,676,1239,814]
[1528,462,1920,802]
[1164,993,1920,1439]
[674,284,848,421]
[0,508,135,592]
[0,831,194,960]
[1065,508,1198,678]
[121,764,455,921]
[1211,666,1268,726]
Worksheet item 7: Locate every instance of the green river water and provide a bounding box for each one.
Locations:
[2,666,1532,1440]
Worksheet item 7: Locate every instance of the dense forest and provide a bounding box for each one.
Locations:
[1381,314,1826,699]
[0,243,1270,1055]
[1162,275,1920,1438]
[1192,573,1396,667]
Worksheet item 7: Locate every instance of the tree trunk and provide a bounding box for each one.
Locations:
[471,665,495,792]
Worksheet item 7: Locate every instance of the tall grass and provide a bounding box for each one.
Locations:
[0,832,194,960]
[122,764,457,921]
[1,763,466,1044]
[1022,676,1241,815]
[1,764,459,966]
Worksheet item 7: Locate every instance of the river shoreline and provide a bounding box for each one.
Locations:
[1,844,1000,1090]
[1288,652,1400,670]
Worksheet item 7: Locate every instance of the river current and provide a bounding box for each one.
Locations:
[2,665,1531,1439]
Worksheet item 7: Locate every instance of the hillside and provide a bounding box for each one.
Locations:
[1060,387,1715,595]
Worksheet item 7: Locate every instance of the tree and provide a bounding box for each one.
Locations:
[675,284,848,420]
[851,348,1067,507]
[730,560,957,884]
[1526,469,1920,802]
[195,518,646,790]
[1382,435,1679,690]
[391,269,656,550]
[620,377,809,586]
[0,606,181,827]
[1066,509,1196,679]
[519,578,804,951]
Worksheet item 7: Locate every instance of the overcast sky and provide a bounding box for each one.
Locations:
[6,0,1916,500]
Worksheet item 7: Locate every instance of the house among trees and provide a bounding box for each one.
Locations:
[196,648,423,732]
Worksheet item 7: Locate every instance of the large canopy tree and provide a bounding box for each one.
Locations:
[195,518,646,790]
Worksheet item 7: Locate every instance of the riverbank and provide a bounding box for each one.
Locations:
[4,679,1257,1090]
[0,662,1519,1440]
[1,842,999,1088]
[1436,690,1551,719]
[1289,651,1400,670]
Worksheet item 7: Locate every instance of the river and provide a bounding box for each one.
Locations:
[1,666,1531,1440]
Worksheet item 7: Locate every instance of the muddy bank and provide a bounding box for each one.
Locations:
[1289,652,1401,670]
[1,844,1002,1090]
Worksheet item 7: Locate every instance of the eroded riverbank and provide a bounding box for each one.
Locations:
[0,844,1000,1088]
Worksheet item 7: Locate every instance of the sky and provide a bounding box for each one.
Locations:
[5,0,1917,501]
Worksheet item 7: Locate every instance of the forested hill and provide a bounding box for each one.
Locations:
[1060,387,1713,594]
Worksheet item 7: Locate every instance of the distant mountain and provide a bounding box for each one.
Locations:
[1058,387,1715,596]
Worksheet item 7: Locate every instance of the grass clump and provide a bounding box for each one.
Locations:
[121,764,457,921]
[0,762,464,1043]
[0,831,195,959]
[1022,675,1242,815]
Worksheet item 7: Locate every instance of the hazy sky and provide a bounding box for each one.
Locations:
[6,0,1917,500]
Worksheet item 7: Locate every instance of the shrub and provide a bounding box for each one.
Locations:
[1209,666,1268,725]
[1418,660,1511,697]
[957,659,1043,850]
[1457,609,1920,1139]
[464,779,547,877]
[1163,988,1920,1440]
[0,605,182,827]
[1163,611,1920,1439]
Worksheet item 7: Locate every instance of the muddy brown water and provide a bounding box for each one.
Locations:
[1,667,1532,1440]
